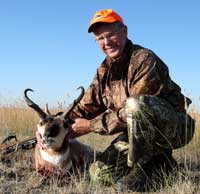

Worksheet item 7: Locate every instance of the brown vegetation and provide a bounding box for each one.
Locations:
[0,104,200,193]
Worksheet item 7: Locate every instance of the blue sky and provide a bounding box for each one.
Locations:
[0,1,199,109]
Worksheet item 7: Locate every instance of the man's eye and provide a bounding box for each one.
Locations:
[98,37,104,41]
[106,32,114,38]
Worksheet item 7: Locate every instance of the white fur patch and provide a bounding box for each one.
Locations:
[40,148,70,167]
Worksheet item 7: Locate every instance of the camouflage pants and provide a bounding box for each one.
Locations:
[89,95,195,184]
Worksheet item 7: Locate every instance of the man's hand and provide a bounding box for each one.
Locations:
[35,129,46,149]
[72,118,91,134]
[65,118,92,141]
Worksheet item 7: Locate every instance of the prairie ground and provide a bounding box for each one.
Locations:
[0,104,200,194]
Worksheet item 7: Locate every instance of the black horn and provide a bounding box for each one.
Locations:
[24,88,47,119]
[63,86,84,119]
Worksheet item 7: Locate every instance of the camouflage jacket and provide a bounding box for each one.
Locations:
[69,39,191,135]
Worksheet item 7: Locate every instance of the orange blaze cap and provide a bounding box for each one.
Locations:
[88,9,124,33]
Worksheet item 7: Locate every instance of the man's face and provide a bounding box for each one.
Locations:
[93,23,127,59]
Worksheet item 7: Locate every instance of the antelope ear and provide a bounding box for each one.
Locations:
[45,103,51,115]
[63,117,74,129]
[55,112,63,116]
[63,120,69,129]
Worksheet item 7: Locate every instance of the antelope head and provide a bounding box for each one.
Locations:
[24,87,84,150]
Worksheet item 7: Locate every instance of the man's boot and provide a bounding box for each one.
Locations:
[115,149,178,192]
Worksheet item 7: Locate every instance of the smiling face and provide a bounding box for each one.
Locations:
[93,22,127,60]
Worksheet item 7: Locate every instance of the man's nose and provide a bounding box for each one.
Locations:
[104,37,111,44]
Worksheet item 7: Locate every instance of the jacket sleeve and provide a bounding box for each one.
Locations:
[90,50,167,135]
[89,108,127,135]
[69,68,127,135]
[128,50,165,97]
[69,70,107,121]
[70,51,166,136]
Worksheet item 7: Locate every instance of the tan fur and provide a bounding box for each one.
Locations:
[35,144,73,176]
[24,87,93,176]
[35,118,94,176]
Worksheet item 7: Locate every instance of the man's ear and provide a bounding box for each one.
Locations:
[123,25,128,36]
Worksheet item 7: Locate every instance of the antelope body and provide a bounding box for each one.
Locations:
[24,87,94,176]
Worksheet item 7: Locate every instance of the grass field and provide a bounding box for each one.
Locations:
[0,102,200,194]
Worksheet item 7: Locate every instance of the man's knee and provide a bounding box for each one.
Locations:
[125,96,142,113]
[89,161,114,184]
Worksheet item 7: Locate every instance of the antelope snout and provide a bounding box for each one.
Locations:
[44,131,51,139]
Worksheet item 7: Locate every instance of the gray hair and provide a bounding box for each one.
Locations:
[112,21,126,31]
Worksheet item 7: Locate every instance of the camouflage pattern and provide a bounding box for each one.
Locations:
[69,39,193,136]
[89,133,129,185]
[125,95,195,167]
[68,39,195,184]
[89,95,194,184]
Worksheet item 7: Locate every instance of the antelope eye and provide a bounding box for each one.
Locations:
[39,121,44,126]
[49,124,59,131]
[48,124,60,136]
[48,117,53,122]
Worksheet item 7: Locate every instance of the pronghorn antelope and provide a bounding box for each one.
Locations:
[24,87,94,176]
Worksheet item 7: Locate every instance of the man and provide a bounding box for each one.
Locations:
[37,9,195,191]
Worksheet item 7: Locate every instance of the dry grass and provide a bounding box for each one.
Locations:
[0,103,200,194]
